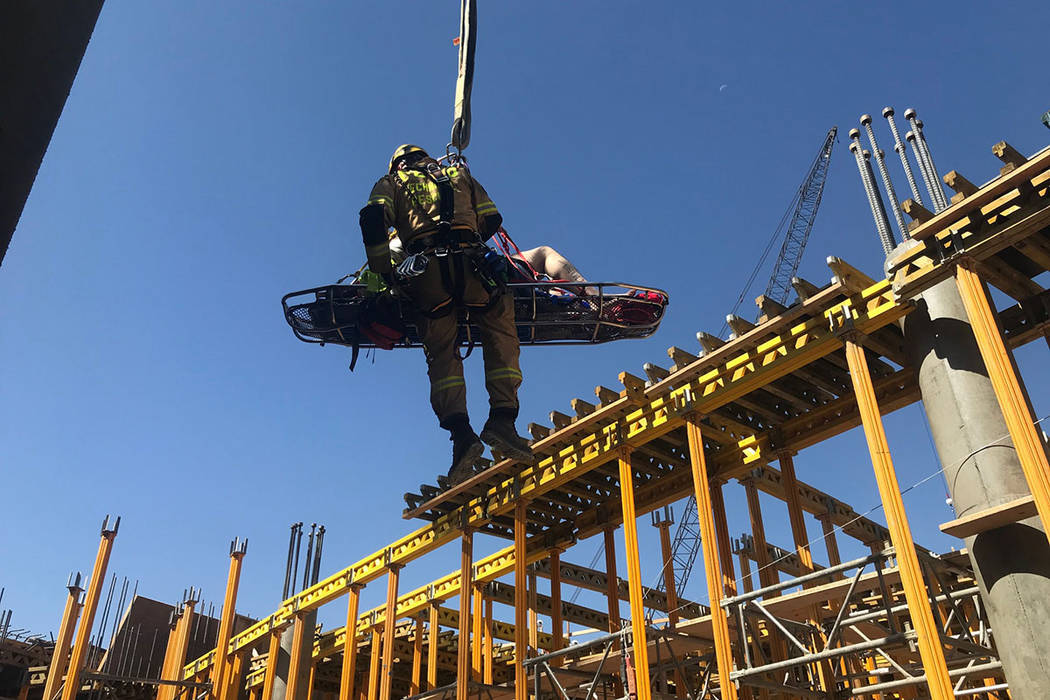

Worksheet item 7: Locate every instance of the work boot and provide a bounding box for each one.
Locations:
[480,408,534,463]
[443,414,483,485]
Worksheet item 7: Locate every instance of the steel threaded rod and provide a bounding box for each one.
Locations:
[912,115,949,211]
[905,128,941,214]
[862,114,908,240]
[883,107,923,204]
[904,108,947,212]
[849,133,895,255]
[863,148,898,253]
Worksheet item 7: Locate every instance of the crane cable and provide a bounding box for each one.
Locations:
[449,0,477,155]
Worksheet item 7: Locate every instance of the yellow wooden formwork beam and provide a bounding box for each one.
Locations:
[338,585,361,700]
[61,527,117,700]
[686,416,738,700]
[617,449,652,700]
[844,338,953,699]
[379,567,400,700]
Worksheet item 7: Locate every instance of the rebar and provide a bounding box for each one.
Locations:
[311,525,326,586]
[848,133,895,254]
[289,522,303,598]
[282,524,297,599]
[302,523,316,592]
[883,107,924,204]
[907,109,949,211]
[862,113,908,240]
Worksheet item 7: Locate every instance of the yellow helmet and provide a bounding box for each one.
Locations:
[389,144,428,173]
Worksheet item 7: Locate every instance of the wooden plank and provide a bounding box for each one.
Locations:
[977,257,1044,302]
[939,495,1037,539]
[826,256,877,294]
[643,363,670,384]
[907,143,1050,241]
[994,140,1027,173]
[944,170,978,196]
[755,295,788,322]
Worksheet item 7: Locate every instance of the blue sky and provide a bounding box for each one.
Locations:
[4,1,1050,643]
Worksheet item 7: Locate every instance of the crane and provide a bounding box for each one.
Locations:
[648,127,837,617]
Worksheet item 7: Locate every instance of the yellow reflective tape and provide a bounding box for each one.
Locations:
[485,368,522,381]
[433,376,466,392]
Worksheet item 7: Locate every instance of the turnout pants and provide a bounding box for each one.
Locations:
[409,252,522,426]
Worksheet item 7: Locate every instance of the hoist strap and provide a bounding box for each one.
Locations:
[450,0,477,152]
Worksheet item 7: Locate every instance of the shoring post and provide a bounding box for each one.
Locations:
[818,514,843,572]
[617,448,653,700]
[285,614,307,700]
[602,525,625,697]
[171,596,198,700]
[737,552,754,594]
[742,480,779,591]
[955,259,1050,542]
[602,527,620,631]
[427,603,439,691]
[251,685,262,700]
[366,626,381,700]
[339,584,362,700]
[42,574,84,700]
[306,661,316,700]
[471,583,484,678]
[60,517,119,700]
[654,512,683,697]
[778,452,816,576]
[712,482,754,700]
[214,539,248,700]
[156,612,180,700]
[456,529,474,700]
[685,416,739,700]
[261,628,282,700]
[159,593,196,700]
[549,549,564,666]
[709,482,738,596]
[777,451,832,692]
[654,519,680,627]
[844,336,954,699]
[410,614,423,695]
[527,571,539,653]
[483,597,494,684]
[513,500,528,700]
[379,565,401,700]
[227,651,246,700]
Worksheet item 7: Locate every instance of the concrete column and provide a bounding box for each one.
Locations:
[271,611,316,700]
[899,272,1050,695]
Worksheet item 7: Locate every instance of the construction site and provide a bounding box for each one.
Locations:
[4,3,1050,700]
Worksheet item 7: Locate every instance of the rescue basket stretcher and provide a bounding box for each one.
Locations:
[282,281,669,348]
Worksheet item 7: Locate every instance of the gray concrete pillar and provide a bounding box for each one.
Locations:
[270,611,316,700]
[898,265,1050,698]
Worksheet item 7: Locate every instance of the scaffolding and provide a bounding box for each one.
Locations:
[34,138,1050,700]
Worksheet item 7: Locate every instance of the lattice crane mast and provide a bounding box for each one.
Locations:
[649,127,837,615]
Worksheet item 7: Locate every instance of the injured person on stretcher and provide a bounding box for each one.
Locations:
[389,234,594,293]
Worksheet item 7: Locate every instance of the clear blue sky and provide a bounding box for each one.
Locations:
[4,1,1050,642]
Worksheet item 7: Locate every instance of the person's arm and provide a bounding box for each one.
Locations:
[469,176,503,236]
[360,177,396,277]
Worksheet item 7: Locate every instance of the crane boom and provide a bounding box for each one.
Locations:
[648,128,837,617]
[764,127,838,303]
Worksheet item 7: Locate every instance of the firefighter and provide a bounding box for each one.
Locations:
[359,144,533,481]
